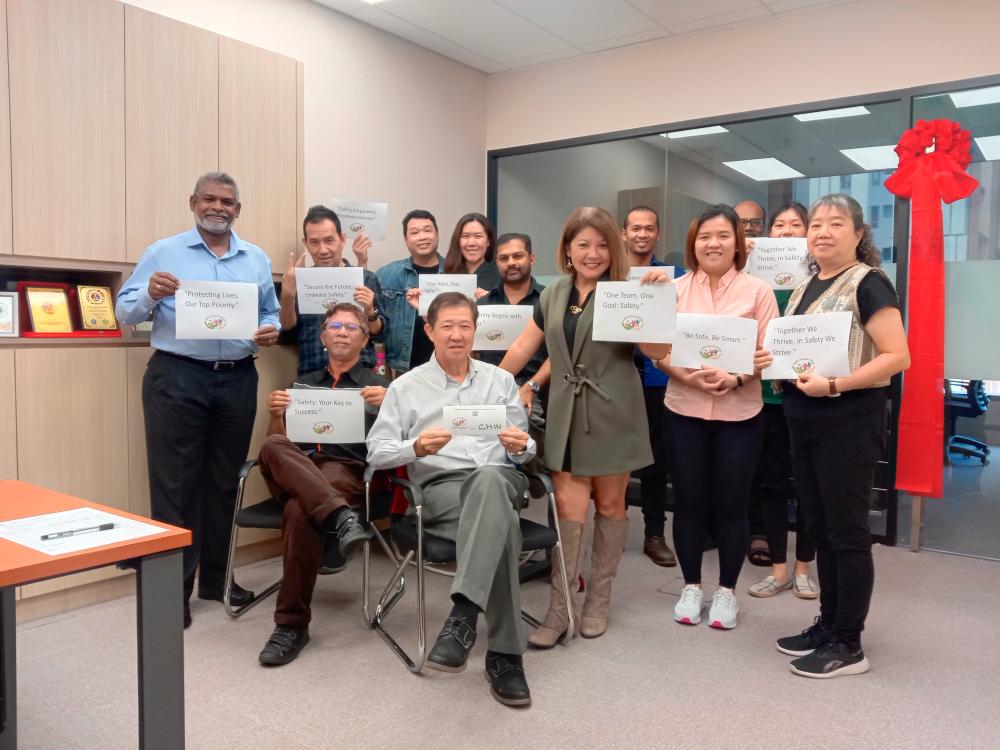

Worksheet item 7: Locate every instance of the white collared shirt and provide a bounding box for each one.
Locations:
[366,354,536,485]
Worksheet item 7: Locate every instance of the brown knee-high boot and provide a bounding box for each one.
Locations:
[580,515,628,638]
[528,519,584,649]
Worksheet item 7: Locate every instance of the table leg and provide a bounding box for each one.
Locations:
[0,587,15,750]
[136,550,184,750]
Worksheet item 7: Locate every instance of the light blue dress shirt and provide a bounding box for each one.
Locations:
[116,227,280,361]
[367,355,536,486]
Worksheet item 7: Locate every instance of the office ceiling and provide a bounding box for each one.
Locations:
[313,0,856,74]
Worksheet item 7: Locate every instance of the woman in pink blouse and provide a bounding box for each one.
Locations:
[656,204,778,630]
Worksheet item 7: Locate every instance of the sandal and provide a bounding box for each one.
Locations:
[748,536,771,567]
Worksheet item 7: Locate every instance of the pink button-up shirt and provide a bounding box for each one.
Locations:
[665,267,779,422]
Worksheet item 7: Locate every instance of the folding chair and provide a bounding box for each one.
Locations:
[222,450,393,618]
[362,468,574,673]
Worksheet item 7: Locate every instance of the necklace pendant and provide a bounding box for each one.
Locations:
[569,305,583,315]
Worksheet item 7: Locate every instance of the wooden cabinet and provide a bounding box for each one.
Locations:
[0,1,11,256]
[125,7,219,261]
[0,349,14,479]
[8,0,126,261]
[15,347,130,597]
[125,347,153,519]
[219,38,299,271]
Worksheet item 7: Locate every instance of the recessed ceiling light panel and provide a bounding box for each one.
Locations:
[722,158,804,181]
[666,126,729,139]
[794,106,870,122]
[839,146,898,171]
[975,135,1000,161]
[949,86,1000,108]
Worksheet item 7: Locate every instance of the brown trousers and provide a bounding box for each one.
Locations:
[257,434,364,627]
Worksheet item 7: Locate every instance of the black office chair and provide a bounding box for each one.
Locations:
[222,451,393,618]
[945,379,991,465]
[362,468,574,674]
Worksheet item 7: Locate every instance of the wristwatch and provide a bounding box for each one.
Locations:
[367,310,379,322]
[526,380,541,394]
[827,377,841,398]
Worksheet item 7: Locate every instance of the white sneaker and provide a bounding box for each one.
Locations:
[674,585,703,625]
[708,587,739,629]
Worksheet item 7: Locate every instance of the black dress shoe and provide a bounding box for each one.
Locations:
[485,651,531,707]
[183,601,192,629]
[197,582,255,607]
[426,616,476,672]
[318,536,348,575]
[258,626,310,666]
[335,508,372,560]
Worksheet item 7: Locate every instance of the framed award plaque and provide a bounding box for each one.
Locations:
[25,286,73,334]
[0,292,17,337]
[77,285,118,330]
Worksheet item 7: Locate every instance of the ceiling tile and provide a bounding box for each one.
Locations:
[580,28,672,53]
[371,0,572,63]
[351,5,501,71]
[493,0,662,47]
[763,0,843,12]
[666,5,770,34]
[625,0,763,28]
[501,47,582,69]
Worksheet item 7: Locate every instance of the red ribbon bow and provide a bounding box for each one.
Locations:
[885,119,979,498]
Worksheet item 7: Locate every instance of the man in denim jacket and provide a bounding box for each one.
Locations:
[375,209,444,374]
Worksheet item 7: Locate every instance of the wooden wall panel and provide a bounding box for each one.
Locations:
[15,347,129,596]
[126,347,153,519]
[8,0,125,261]
[0,349,15,479]
[0,1,12,256]
[125,6,218,261]
[219,38,298,271]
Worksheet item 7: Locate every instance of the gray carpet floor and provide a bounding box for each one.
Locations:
[14,509,1000,749]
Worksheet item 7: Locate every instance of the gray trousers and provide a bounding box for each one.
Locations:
[419,465,528,655]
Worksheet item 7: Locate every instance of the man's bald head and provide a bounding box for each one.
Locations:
[734,200,766,238]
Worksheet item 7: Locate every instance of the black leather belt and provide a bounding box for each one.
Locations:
[156,350,254,371]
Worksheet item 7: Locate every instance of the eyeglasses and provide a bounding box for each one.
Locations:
[325,321,362,332]
[740,218,765,230]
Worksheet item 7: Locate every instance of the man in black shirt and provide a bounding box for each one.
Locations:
[255,304,388,666]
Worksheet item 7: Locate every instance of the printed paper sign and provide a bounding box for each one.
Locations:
[285,388,366,444]
[473,306,534,350]
[746,237,810,290]
[671,313,758,375]
[763,312,852,380]
[175,280,257,339]
[295,266,365,314]
[628,265,676,281]
[442,404,506,436]
[593,281,677,344]
[329,199,388,241]
[418,274,477,316]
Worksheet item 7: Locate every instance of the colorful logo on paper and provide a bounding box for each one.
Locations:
[699,345,722,360]
[774,272,795,286]
[350,223,365,233]
[621,316,643,331]
[792,358,815,375]
[451,417,467,428]
[486,330,505,342]
[204,316,227,330]
[313,422,333,435]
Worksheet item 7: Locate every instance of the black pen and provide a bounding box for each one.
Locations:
[40,522,116,541]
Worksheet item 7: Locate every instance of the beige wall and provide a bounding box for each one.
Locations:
[486,0,1000,150]
[122,0,488,271]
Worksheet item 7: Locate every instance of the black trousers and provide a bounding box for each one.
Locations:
[752,403,816,565]
[636,385,668,537]
[786,406,883,648]
[665,409,763,589]
[142,351,259,599]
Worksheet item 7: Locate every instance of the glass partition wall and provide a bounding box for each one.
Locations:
[488,75,1000,553]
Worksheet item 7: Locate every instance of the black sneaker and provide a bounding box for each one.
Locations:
[198,582,255,607]
[426,616,476,673]
[790,640,870,679]
[335,508,372,560]
[258,626,310,666]
[775,616,831,657]
[485,651,531,707]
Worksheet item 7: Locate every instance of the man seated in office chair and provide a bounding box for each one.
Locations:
[255,303,388,666]
[367,292,536,707]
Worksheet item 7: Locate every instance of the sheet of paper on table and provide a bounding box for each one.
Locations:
[0,507,167,556]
